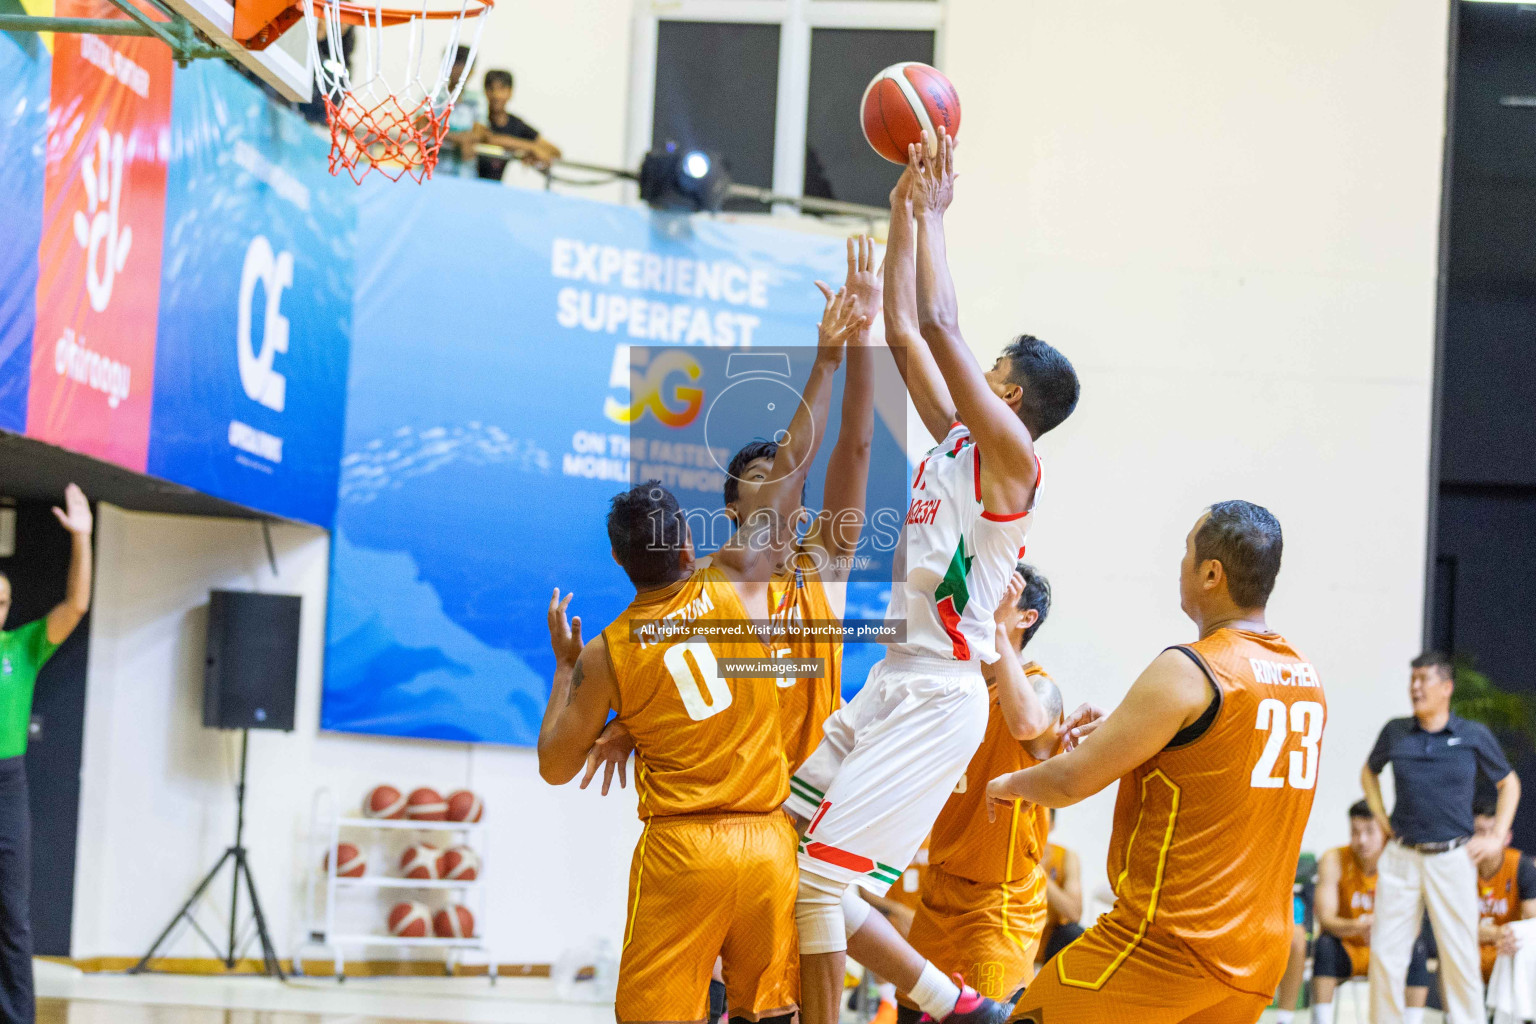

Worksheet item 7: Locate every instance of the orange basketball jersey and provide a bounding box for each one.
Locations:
[1480,849,1525,929]
[1101,629,1325,996]
[1334,846,1375,951]
[768,551,843,773]
[603,568,789,820]
[1039,842,1071,952]
[928,664,1057,884]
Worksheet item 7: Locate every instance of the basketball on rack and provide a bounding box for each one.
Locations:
[860,62,961,164]
[439,845,478,881]
[324,842,367,878]
[446,789,483,822]
[399,843,441,880]
[363,784,406,819]
[405,787,449,820]
[388,901,432,938]
[433,903,475,939]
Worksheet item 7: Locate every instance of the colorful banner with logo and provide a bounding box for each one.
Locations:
[324,181,905,745]
[0,31,51,432]
[29,0,173,470]
[146,61,353,527]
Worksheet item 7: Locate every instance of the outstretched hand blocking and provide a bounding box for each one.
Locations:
[812,283,868,367]
[841,235,882,332]
[907,127,957,218]
[53,483,92,537]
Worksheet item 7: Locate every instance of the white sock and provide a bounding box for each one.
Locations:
[1404,1009,1425,1024]
[909,962,961,1020]
[1275,1012,1294,1024]
[1311,1003,1334,1024]
[877,981,897,1004]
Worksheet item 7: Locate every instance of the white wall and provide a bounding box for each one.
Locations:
[935,0,1449,895]
[73,504,640,963]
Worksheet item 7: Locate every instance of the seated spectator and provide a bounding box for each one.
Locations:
[1036,810,1083,966]
[476,68,562,180]
[1312,800,1431,1024]
[1475,799,1536,981]
[439,46,486,177]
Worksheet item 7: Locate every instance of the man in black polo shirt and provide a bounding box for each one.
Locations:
[1361,650,1521,1024]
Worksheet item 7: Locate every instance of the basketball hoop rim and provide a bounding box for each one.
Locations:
[308,0,490,28]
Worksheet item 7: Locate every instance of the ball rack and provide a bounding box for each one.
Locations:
[296,788,493,982]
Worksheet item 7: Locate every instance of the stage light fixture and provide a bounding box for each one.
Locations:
[640,143,731,212]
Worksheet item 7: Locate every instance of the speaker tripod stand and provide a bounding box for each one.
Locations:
[131,728,285,978]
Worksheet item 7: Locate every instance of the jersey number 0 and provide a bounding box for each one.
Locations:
[1251,698,1324,790]
[662,638,733,722]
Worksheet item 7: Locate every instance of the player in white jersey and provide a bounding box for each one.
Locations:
[787,130,1080,1024]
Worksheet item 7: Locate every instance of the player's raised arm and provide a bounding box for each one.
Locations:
[538,590,620,786]
[717,282,865,583]
[910,129,1039,515]
[884,171,957,444]
[803,236,879,586]
[984,647,1212,814]
[984,571,1056,744]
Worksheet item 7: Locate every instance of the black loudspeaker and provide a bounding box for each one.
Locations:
[203,590,301,732]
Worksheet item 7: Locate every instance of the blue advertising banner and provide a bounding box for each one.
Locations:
[0,32,50,432]
[324,180,905,745]
[146,61,353,527]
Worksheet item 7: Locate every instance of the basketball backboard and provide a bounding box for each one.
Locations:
[163,0,311,101]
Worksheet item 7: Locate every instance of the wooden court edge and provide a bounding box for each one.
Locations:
[37,955,550,978]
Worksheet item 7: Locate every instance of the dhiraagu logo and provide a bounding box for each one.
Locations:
[605,346,704,427]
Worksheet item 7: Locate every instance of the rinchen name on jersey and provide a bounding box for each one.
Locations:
[1249,658,1321,688]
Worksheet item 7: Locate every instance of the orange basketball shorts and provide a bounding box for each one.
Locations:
[617,810,799,1024]
[1012,916,1270,1024]
[907,862,1048,1001]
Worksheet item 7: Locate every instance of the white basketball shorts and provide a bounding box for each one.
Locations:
[785,651,988,896]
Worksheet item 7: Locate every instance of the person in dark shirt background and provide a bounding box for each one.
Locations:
[476,69,562,180]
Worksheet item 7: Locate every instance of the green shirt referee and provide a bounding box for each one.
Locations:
[0,484,92,1024]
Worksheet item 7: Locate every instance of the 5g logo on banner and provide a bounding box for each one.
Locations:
[238,236,292,412]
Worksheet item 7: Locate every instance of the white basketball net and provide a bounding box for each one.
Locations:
[300,0,490,182]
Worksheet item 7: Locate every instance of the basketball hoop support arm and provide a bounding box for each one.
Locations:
[0,0,230,65]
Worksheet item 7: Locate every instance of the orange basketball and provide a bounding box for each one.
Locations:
[446,789,483,823]
[433,903,475,939]
[388,901,431,938]
[324,842,367,878]
[399,843,441,880]
[363,784,406,819]
[439,845,478,881]
[405,787,448,821]
[860,62,961,165]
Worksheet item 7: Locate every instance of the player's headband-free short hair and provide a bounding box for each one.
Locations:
[1014,562,1051,649]
[999,335,1079,438]
[1410,650,1454,679]
[607,481,687,587]
[1193,500,1283,609]
[1348,800,1373,820]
